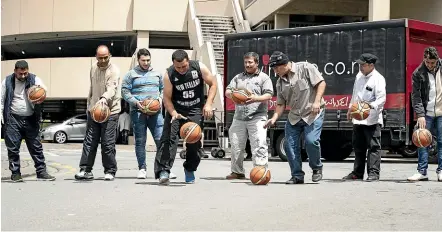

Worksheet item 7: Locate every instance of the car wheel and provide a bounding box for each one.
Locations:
[54,131,67,144]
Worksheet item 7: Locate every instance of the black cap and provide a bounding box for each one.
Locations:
[355,53,378,64]
[269,51,289,67]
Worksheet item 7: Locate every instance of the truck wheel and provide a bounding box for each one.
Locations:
[275,133,307,162]
[428,137,438,164]
[321,141,353,161]
[179,150,186,159]
[400,145,418,158]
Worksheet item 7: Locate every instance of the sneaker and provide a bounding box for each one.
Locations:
[169,172,177,179]
[75,171,94,180]
[184,169,195,184]
[312,169,323,182]
[159,171,170,185]
[137,169,147,179]
[104,173,114,181]
[285,177,304,184]
[342,172,363,180]
[37,172,56,181]
[11,173,23,182]
[226,172,246,180]
[366,175,379,182]
[437,172,442,182]
[407,173,428,182]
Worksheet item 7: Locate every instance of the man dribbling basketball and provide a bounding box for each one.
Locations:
[408,47,442,182]
[74,45,121,181]
[343,53,386,182]
[154,50,217,184]
[225,52,273,180]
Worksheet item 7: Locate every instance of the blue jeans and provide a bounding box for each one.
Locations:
[131,110,164,170]
[417,115,442,175]
[284,111,324,180]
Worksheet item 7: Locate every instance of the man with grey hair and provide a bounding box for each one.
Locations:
[225,52,273,179]
[265,51,326,184]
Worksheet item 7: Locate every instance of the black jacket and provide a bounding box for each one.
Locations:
[411,59,442,118]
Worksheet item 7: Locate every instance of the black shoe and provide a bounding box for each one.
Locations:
[285,177,304,184]
[11,173,23,182]
[342,172,363,180]
[312,169,323,182]
[37,172,56,181]
[366,175,379,182]
[75,171,94,180]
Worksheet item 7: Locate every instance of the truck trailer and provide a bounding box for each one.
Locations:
[222,18,442,161]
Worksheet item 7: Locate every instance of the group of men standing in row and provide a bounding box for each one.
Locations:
[2,44,441,183]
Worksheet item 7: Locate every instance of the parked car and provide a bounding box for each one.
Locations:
[40,114,87,143]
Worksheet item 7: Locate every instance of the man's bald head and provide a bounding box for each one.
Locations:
[96,45,110,57]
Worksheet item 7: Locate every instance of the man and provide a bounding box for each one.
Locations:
[408,47,442,182]
[343,53,386,182]
[264,51,326,184]
[225,52,273,179]
[1,60,55,182]
[74,45,121,181]
[154,50,217,184]
[121,48,176,179]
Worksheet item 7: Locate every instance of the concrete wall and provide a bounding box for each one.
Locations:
[195,0,232,16]
[390,0,442,25]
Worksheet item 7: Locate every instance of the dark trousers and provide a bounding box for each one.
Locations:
[352,124,382,177]
[5,114,47,174]
[79,113,118,175]
[154,112,204,179]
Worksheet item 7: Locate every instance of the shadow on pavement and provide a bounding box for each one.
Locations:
[135,182,186,187]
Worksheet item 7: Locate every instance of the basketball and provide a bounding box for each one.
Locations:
[412,128,432,148]
[91,102,110,123]
[231,88,251,104]
[250,166,271,185]
[27,85,46,104]
[142,99,161,115]
[180,122,202,144]
[350,101,371,120]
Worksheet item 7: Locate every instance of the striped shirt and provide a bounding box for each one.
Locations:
[121,65,163,110]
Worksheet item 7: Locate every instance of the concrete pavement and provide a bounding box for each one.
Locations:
[2,142,442,231]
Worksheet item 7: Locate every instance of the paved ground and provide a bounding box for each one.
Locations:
[2,142,442,231]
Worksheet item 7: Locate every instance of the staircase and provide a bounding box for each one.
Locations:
[197,15,235,79]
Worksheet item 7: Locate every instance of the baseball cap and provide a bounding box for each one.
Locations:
[355,53,378,64]
[269,51,289,67]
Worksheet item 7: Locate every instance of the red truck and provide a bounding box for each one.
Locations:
[222,18,442,162]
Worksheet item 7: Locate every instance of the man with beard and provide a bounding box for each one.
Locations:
[225,52,273,179]
[74,45,121,181]
[408,46,442,182]
[121,48,177,179]
[154,50,217,184]
[1,60,55,182]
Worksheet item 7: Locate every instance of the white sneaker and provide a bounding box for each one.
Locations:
[104,173,115,181]
[170,172,177,179]
[407,173,429,181]
[137,169,147,179]
[437,172,442,182]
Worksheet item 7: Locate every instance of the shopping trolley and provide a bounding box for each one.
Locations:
[178,108,227,159]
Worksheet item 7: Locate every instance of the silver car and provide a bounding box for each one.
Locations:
[40,114,88,143]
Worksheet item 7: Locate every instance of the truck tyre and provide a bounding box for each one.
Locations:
[275,133,307,162]
[400,145,418,158]
[321,140,353,161]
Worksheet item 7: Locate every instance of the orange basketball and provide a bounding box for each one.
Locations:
[142,99,161,115]
[231,88,251,104]
[91,102,110,123]
[350,102,371,120]
[180,122,202,144]
[27,85,46,104]
[250,166,271,185]
[412,128,432,148]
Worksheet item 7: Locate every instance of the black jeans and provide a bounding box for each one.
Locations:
[5,114,47,174]
[79,113,118,175]
[352,124,382,177]
[154,112,204,179]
